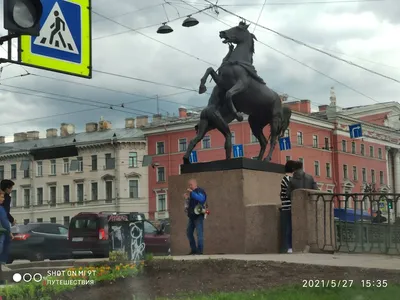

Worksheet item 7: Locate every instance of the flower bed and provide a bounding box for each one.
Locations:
[0,261,144,300]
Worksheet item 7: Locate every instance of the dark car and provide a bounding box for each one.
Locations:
[8,223,71,263]
[69,212,170,258]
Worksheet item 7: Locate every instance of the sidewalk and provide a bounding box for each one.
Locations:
[170,252,400,270]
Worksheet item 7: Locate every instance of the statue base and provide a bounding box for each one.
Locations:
[169,158,284,255]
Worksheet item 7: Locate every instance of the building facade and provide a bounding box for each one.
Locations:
[0,118,149,226]
[143,89,400,220]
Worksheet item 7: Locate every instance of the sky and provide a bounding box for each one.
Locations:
[0,0,399,142]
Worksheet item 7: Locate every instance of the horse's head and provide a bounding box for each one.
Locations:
[219,21,257,51]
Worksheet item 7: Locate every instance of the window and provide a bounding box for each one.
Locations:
[0,165,3,180]
[128,152,138,168]
[324,137,330,150]
[63,158,69,173]
[77,157,83,172]
[63,216,70,227]
[105,153,115,169]
[129,180,139,198]
[285,156,291,162]
[297,132,303,145]
[91,155,97,170]
[157,167,165,182]
[284,129,290,137]
[369,146,374,158]
[11,190,17,207]
[231,132,236,144]
[202,135,211,149]
[144,221,158,234]
[361,144,365,156]
[312,135,318,148]
[23,219,30,225]
[251,133,258,143]
[24,189,30,207]
[326,163,331,178]
[371,170,375,183]
[362,168,367,182]
[156,141,165,154]
[343,165,348,179]
[341,140,347,152]
[23,166,30,179]
[105,181,113,202]
[37,218,43,223]
[37,188,43,205]
[91,182,98,201]
[179,138,187,152]
[11,164,17,179]
[378,148,382,159]
[353,166,358,181]
[380,171,384,184]
[50,186,56,206]
[157,193,167,211]
[351,142,356,154]
[298,158,304,170]
[314,161,320,176]
[50,159,56,175]
[50,217,56,224]
[63,185,70,203]
[77,184,84,203]
[58,226,68,235]
[36,161,43,176]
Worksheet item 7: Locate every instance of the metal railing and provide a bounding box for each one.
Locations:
[310,193,400,255]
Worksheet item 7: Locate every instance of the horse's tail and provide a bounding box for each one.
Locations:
[279,106,292,137]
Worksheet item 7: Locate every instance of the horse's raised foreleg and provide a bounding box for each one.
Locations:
[249,115,268,160]
[264,115,282,162]
[225,77,249,122]
[213,111,233,160]
[199,67,222,94]
[183,119,209,164]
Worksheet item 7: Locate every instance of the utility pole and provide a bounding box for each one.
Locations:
[156,95,160,115]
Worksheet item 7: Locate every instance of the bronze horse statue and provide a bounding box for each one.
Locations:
[183,21,291,164]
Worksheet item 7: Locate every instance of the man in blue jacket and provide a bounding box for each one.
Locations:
[185,179,207,255]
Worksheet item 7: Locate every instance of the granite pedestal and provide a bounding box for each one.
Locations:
[168,158,285,255]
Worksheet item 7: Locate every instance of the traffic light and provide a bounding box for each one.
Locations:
[388,200,393,210]
[3,0,43,36]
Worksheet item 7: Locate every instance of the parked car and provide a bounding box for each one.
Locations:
[68,212,170,258]
[8,223,71,263]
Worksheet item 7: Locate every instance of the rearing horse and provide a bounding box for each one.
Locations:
[193,21,289,162]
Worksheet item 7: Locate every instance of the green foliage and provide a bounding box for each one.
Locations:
[109,250,129,262]
[145,253,154,261]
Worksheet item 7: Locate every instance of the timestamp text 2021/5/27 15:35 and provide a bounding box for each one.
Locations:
[302,279,388,288]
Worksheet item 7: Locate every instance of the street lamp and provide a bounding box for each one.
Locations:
[182,16,199,27]
[3,0,43,36]
[157,23,173,34]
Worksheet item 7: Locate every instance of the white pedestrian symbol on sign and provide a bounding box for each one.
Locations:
[33,2,79,54]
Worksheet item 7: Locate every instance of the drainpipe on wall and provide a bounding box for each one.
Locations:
[29,155,35,222]
[112,139,120,212]
[331,123,340,195]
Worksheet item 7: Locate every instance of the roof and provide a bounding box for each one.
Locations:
[0,128,145,155]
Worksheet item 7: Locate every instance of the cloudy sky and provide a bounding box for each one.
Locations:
[0,0,399,141]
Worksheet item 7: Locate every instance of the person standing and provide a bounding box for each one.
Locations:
[0,189,13,284]
[287,161,319,194]
[0,180,15,226]
[185,179,207,255]
[280,160,296,253]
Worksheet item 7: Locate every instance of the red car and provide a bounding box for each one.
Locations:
[68,212,170,258]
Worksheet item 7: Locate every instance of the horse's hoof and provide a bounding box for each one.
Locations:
[183,157,191,165]
[199,85,207,94]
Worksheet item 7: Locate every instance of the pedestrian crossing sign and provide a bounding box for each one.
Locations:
[19,0,92,78]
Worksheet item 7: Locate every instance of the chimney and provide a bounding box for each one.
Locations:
[14,132,28,142]
[179,106,187,118]
[46,128,58,138]
[152,114,162,124]
[98,120,112,131]
[299,100,311,114]
[85,122,98,133]
[136,115,148,128]
[125,118,135,129]
[26,131,40,140]
[285,101,301,113]
[318,105,328,112]
[0,136,5,144]
[60,123,76,137]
